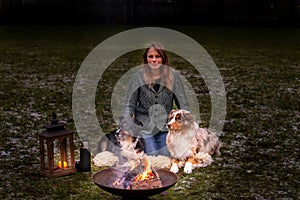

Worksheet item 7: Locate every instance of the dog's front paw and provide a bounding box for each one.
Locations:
[184,162,193,174]
[170,163,179,173]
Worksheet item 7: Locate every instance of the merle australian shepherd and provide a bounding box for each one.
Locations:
[166,109,221,174]
[96,117,145,165]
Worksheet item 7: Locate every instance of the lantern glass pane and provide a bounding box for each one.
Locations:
[66,137,71,168]
[54,139,61,169]
[43,139,48,170]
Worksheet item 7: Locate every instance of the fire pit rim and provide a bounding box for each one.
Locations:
[92,168,178,197]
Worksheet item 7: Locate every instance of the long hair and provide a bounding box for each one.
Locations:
[142,42,174,90]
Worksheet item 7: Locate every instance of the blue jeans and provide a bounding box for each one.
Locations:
[141,131,170,156]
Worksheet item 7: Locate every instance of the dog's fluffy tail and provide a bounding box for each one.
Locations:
[193,152,213,168]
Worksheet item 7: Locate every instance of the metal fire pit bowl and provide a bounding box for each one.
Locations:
[92,168,178,198]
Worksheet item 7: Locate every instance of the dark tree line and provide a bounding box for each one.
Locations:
[0,0,299,25]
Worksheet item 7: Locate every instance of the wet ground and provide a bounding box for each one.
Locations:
[0,26,299,199]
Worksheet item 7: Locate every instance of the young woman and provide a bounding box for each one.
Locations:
[121,42,190,156]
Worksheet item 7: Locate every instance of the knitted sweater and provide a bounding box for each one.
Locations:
[122,69,190,134]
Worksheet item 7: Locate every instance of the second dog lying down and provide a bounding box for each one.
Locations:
[166,109,221,174]
[96,117,145,165]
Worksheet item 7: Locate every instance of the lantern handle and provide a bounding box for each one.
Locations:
[51,112,59,124]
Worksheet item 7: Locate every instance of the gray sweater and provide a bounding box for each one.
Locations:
[122,69,190,135]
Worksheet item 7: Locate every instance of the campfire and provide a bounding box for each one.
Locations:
[112,156,163,190]
[93,167,177,198]
[93,153,178,198]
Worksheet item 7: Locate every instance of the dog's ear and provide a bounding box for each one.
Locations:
[135,137,145,152]
[168,109,178,120]
[183,110,194,122]
[169,109,177,116]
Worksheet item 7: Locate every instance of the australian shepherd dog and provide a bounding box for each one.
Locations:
[96,117,145,165]
[166,109,221,174]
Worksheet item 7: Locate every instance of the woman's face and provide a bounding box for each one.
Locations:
[146,47,162,70]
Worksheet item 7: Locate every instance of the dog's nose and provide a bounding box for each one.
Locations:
[167,123,171,129]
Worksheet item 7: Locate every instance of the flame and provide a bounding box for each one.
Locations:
[133,156,155,182]
[57,161,68,169]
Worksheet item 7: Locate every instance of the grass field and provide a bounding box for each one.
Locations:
[0,25,299,199]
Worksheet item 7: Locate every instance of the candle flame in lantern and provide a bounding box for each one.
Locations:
[57,161,68,169]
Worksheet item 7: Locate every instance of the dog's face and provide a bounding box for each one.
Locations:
[167,109,194,131]
[117,130,134,147]
[117,116,144,151]
[117,130,145,154]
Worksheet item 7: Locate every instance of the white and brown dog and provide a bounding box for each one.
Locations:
[166,109,221,174]
[96,117,145,165]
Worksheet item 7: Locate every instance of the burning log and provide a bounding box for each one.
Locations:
[112,171,134,189]
[111,156,163,190]
[131,178,162,190]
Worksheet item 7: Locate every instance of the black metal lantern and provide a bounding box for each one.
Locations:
[39,113,76,177]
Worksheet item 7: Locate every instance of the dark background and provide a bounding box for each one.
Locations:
[0,0,300,26]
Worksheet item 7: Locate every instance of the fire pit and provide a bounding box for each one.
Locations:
[92,167,178,198]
